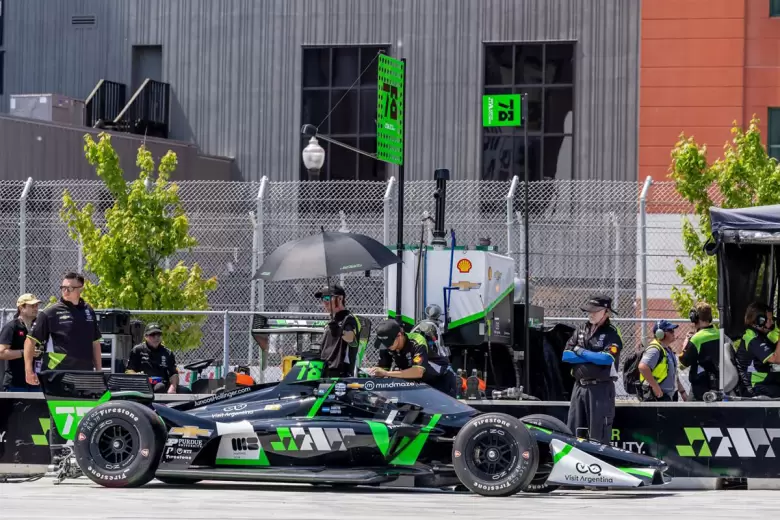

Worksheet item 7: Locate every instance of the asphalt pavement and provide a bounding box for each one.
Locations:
[2,479,780,519]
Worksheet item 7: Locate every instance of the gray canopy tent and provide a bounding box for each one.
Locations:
[707,204,780,393]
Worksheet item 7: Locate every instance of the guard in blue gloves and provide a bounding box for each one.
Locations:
[562,295,623,444]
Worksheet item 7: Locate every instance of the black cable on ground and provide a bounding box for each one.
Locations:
[0,474,45,483]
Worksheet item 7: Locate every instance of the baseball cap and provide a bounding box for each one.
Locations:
[652,320,678,333]
[17,293,41,307]
[144,323,162,335]
[580,295,617,315]
[374,319,402,349]
[314,284,346,299]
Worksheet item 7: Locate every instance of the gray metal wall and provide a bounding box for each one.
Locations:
[0,0,640,182]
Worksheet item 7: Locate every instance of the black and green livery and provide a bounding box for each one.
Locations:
[38,360,670,496]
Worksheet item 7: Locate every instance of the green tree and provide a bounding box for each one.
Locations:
[669,116,780,317]
[60,132,218,350]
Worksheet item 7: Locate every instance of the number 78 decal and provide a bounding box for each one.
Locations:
[47,393,111,441]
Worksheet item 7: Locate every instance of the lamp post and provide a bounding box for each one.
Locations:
[301,136,326,179]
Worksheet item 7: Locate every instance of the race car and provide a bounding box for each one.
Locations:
[39,360,669,496]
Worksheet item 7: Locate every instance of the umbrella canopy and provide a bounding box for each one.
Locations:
[254,231,401,281]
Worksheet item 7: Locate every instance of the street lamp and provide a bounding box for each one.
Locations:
[302,136,326,179]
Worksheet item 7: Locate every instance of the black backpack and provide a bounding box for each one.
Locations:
[621,345,646,395]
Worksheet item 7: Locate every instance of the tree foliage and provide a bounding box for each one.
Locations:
[669,116,780,317]
[60,133,218,350]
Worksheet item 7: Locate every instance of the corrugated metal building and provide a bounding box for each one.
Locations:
[0,0,640,182]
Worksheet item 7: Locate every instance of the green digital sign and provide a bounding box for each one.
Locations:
[482,94,522,127]
[377,54,405,166]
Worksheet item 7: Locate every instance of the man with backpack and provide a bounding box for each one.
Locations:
[637,320,688,401]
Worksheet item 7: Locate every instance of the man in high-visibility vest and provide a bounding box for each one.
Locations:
[638,320,687,401]
[679,302,720,400]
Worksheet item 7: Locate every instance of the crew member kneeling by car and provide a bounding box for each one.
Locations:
[125,323,190,394]
[367,319,458,397]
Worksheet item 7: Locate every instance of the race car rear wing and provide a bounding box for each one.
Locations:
[38,370,155,403]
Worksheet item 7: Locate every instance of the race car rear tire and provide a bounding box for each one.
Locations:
[520,414,572,494]
[73,401,166,488]
[452,413,539,497]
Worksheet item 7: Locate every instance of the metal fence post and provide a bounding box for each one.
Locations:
[383,176,396,313]
[222,310,230,374]
[19,177,33,295]
[611,211,620,310]
[247,176,268,367]
[506,176,519,255]
[639,176,653,344]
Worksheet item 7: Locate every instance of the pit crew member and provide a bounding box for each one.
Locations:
[638,320,687,401]
[0,293,41,391]
[742,301,780,398]
[679,302,720,400]
[367,319,458,397]
[125,323,189,394]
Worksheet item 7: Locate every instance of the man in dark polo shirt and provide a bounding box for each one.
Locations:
[315,284,359,378]
[0,293,41,391]
[125,323,189,394]
[24,272,102,385]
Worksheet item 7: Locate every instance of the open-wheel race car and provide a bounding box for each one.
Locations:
[39,360,669,496]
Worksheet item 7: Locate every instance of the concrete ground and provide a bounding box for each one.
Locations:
[2,478,780,519]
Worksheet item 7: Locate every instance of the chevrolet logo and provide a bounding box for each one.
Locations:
[169,426,212,439]
[452,281,481,291]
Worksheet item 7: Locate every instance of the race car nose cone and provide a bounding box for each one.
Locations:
[486,448,499,461]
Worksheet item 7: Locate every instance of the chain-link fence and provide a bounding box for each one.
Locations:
[0,176,702,380]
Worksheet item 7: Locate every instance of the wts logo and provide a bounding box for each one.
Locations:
[676,427,780,457]
[270,427,356,452]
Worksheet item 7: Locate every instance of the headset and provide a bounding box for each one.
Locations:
[654,327,666,341]
[689,308,699,323]
[756,313,767,328]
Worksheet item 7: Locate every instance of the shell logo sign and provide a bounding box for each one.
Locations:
[456,258,472,273]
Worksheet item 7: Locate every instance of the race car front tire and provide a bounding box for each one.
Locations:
[452,413,539,497]
[73,400,166,488]
[519,414,573,493]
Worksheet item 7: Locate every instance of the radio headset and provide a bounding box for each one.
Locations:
[689,308,699,323]
[654,322,665,341]
[756,313,767,328]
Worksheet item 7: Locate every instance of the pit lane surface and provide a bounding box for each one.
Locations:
[1,479,775,519]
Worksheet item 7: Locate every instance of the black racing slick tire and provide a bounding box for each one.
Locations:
[520,414,573,494]
[73,401,166,488]
[453,413,539,497]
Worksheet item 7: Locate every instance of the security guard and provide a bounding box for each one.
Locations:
[638,320,687,401]
[368,319,458,397]
[679,302,720,400]
[24,272,103,386]
[741,301,780,398]
[562,295,622,444]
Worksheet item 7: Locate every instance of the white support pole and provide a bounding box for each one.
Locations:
[639,176,653,344]
[383,176,396,314]
[506,176,519,256]
[248,176,267,369]
[19,177,33,295]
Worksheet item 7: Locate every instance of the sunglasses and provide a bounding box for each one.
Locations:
[60,285,83,292]
[147,332,162,337]
[320,295,333,302]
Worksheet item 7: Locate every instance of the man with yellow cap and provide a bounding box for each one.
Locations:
[0,293,41,391]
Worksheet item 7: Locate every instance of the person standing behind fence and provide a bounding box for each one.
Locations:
[562,295,622,444]
[679,302,720,400]
[24,272,103,386]
[0,294,41,391]
[315,284,360,378]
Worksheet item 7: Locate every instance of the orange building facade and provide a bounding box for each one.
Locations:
[640,0,780,182]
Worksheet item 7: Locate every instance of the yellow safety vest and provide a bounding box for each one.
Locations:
[639,339,669,384]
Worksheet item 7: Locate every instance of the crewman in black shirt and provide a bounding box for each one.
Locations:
[367,319,458,397]
[24,272,102,386]
[0,293,41,391]
[562,295,623,444]
[125,323,189,394]
[315,284,360,377]
[679,302,721,400]
[742,301,780,398]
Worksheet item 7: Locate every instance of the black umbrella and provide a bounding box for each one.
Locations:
[253,230,401,281]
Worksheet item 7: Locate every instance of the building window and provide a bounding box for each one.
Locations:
[771,0,780,17]
[0,0,4,47]
[482,42,575,181]
[300,45,389,181]
[0,52,4,96]
[770,108,780,161]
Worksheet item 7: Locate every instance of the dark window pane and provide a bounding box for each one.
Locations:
[358,138,386,181]
[300,136,330,181]
[514,44,543,85]
[0,0,4,47]
[545,43,574,84]
[771,0,780,16]
[332,47,360,87]
[484,45,513,86]
[303,48,330,87]
[360,47,386,85]
[514,135,542,182]
[360,89,377,135]
[771,146,780,161]
[482,127,514,181]
[769,108,780,146]
[301,90,331,133]
[330,89,359,135]
[522,88,543,132]
[0,52,4,96]
[544,87,574,134]
[484,86,513,97]
[330,137,358,180]
[543,135,574,180]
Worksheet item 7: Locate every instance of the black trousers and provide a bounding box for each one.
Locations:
[566,380,615,444]
[430,368,459,398]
